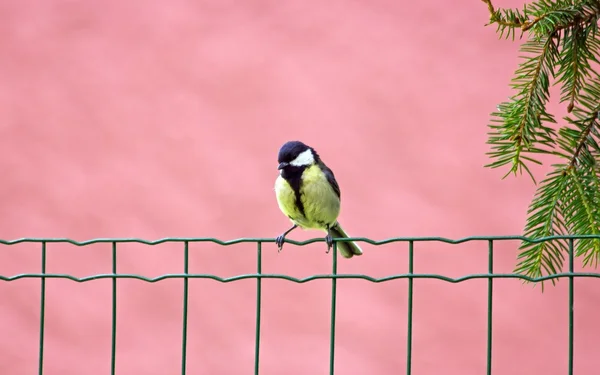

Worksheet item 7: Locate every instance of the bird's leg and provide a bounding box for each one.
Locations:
[325,225,334,253]
[276,224,298,252]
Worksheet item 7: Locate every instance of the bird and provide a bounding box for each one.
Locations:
[274,140,363,258]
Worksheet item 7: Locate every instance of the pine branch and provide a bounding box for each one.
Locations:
[565,114,599,171]
[524,0,600,35]
[555,13,600,112]
[482,0,600,36]
[481,0,528,39]
[563,76,600,171]
[486,34,558,181]
[561,86,600,266]
[515,166,569,287]
[480,0,600,286]
[563,167,600,266]
[515,80,600,282]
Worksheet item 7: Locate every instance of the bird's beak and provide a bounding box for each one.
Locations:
[278,162,289,170]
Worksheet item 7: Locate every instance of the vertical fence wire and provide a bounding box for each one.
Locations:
[38,241,46,375]
[486,240,494,375]
[255,242,262,375]
[568,238,574,375]
[111,242,117,375]
[181,241,189,375]
[329,242,338,375]
[406,241,414,375]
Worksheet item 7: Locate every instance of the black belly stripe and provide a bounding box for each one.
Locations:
[281,166,306,218]
[288,176,305,218]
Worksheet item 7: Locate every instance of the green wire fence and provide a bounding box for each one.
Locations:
[2,235,600,375]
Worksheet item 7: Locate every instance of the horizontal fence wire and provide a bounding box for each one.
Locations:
[2,235,599,375]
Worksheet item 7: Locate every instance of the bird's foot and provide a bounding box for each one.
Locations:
[276,234,286,252]
[276,224,298,253]
[325,232,333,254]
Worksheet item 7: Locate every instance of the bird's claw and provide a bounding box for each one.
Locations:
[325,233,333,254]
[276,224,298,254]
[276,234,285,252]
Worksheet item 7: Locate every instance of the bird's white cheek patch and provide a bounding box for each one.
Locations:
[290,149,314,167]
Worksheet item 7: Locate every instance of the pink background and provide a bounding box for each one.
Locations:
[1,0,599,374]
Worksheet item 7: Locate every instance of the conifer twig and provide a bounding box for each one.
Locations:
[481,0,600,286]
[566,111,600,172]
[482,0,600,33]
[481,0,524,28]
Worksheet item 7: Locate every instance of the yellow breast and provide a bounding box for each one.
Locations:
[300,165,340,228]
[274,175,302,220]
[274,165,341,230]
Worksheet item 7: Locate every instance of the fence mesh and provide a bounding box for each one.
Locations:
[2,235,600,375]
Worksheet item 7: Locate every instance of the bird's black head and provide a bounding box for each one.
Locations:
[277,141,319,172]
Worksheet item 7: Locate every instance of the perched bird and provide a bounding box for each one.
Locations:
[274,140,363,258]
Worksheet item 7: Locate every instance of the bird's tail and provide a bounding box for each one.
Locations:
[329,222,363,259]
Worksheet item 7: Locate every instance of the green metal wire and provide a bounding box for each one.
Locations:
[254,242,262,375]
[487,240,494,375]
[2,235,599,375]
[3,272,597,283]
[568,239,574,375]
[182,241,189,375]
[111,242,117,375]
[406,241,414,375]
[3,234,600,246]
[329,243,338,375]
[38,242,46,375]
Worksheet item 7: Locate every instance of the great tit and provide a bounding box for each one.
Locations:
[274,140,363,258]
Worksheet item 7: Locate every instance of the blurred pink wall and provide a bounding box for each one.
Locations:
[1,0,599,374]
